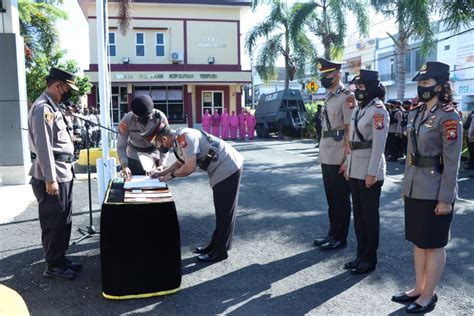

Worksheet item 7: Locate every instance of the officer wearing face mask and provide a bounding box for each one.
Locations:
[142,124,244,263]
[392,62,462,314]
[28,67,82,280]
[313,58,354,251]
[116,95,168,178]
[342,69,389,275]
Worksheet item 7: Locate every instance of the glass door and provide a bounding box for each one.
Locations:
[202,91,223,115]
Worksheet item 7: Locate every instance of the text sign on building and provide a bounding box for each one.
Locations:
[306,79,319,95]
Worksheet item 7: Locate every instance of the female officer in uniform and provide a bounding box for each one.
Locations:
[391,62,462,314]
[143,124,244,263]
[342,69,389,274]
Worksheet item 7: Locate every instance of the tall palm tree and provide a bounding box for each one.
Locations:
[246,1,318,90]
[371,0,474,100]
[291,0,369,60]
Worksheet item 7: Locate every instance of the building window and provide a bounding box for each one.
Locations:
[133,86,184,123]
[108,32,116,57]
[156,33,165,57]
[136,32,145,57]
[444,45,450,51]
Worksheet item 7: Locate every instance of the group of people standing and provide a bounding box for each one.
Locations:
[202,109,256,141]
[315,58,462,314]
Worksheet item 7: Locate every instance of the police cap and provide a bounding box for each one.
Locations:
[317,58,343,76]
[48,67,79,91]
[412,61,450,81]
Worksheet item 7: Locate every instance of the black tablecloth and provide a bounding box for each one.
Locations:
[100,180,181,299]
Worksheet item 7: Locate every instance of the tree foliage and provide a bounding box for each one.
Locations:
[245,1,318,89]
[19,0,91,104]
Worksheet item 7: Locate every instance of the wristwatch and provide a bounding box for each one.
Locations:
[171,171,176,178]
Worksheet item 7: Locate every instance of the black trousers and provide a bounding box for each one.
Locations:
[30,178,74,266]
[210,168,242,252]
[349,178,382,267]
[127,157,146,175]
[321,164,351,242]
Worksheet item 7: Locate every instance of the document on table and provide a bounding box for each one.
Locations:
[123,175,167,189]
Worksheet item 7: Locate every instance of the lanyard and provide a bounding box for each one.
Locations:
[353,107,367,142]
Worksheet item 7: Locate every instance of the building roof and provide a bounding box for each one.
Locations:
[80,0,251,6]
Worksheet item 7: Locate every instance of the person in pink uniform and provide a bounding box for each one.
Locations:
[202,109,211,133]
[238,110,247,140]
[211,109,221,138]
[230,111,239,140]
[246,111,256,140]
[220,108,230,140]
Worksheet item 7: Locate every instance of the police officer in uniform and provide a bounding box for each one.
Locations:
[464,109,474,169]
[387,100,403,161]
[143,124,244,262]
[342,69,389,274]
[117,95,168,177]
[313,58,354,250]
[28,68,82,280]
[392,62,462,314]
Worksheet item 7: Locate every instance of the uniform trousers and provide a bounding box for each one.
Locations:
[127,157,147,175]
[210,168,242,252]
[349,178,383,267]
[321,164,351,242]
[30,178,74,267]
[467,139,474,167]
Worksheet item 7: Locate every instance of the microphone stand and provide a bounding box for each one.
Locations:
[70,112,117,245]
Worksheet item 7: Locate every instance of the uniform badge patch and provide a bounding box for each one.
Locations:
[373,113,385,130]
[44,112,54,123]
[177,134,187,148]
[119,121,127,135]
[443,120,458,140]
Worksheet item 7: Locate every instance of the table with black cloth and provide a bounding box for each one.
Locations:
[100,179,181,300]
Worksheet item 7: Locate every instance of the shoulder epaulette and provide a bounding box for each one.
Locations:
[374,100,384,108]
[441,103,456,112]
[409,103,422,111]
[341,88,350,95]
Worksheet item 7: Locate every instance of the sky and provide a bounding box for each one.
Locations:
[57,1,398,72]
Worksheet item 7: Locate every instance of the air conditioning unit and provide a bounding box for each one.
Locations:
[170,51,184,63]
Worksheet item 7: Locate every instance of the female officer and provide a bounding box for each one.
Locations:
[391,62,462,314]
[342,69,389,274]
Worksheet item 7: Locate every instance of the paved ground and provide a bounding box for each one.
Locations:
[1,138,473,315]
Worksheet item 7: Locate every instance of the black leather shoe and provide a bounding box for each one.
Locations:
[350,262,375,274]
[197,250,228,263]
[62,257,82,272]
[406,294,438,314]
[43,266,76,280]
[193,244,213,254]
[313,236,332,247]
[343,259,361,270]
[391,292,420,303]
[320,240,347,251]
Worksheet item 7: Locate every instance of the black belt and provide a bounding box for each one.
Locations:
[349,140,372,150]
[322,129,345,138]
[31,152,74,163]
[127,141,156,153]
[407,154,443,168]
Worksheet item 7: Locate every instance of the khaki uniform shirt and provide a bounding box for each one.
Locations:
[402,102,462,203]
[319,85,354,165]
[173,128,244,188]
[345,98,389,181]
[28,92,74,183]
[389,109,402,134]
[117,109,168,167]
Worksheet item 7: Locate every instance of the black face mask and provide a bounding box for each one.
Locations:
[355,89,368,102]
[417,85,437,102]
[60,90,72,104]
[321,77,334,89]
[158,145,170,154]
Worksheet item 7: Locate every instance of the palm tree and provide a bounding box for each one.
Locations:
[245,1,318,90]
[371,0,474,100]
[291,0,369,60]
